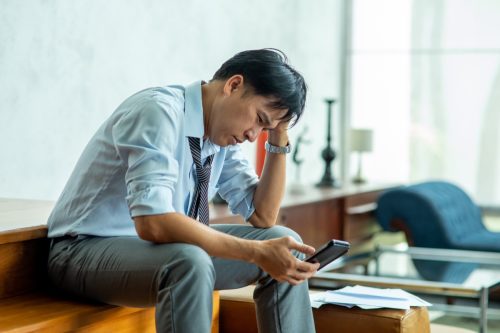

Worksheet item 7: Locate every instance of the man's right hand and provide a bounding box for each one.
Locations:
[252,236,320,285]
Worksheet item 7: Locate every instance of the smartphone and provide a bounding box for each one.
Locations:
[304,239,350,270]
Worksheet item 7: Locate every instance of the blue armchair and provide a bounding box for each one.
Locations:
[376,181,500,283]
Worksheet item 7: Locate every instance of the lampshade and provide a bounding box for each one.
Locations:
[350,128,373,152]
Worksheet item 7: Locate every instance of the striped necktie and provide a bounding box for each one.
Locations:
[187,137,214,225]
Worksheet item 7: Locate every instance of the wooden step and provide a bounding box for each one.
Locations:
[0,292,156,333]
[0,291,220,333]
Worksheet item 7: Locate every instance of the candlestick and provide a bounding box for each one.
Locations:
[317,99,340,188]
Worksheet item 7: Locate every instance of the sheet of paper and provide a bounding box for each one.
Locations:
[310,293,326,308]
[310,292,355,309]
[310,285,432,310]
[324,290,410,310]
[387,288,432,307]
[334,285,432,307]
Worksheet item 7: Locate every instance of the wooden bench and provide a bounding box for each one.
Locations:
[0,199,219,332]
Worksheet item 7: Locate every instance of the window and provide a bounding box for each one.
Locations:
[350,0,500,205]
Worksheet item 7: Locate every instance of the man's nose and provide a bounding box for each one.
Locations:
[245,128,261,143]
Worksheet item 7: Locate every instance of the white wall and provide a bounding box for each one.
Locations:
[0,0,343,200]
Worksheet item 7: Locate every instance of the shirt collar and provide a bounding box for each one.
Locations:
[184,81,204,138]
[183,81,220,157]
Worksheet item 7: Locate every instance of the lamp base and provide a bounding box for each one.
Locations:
[352,176,367,185]
[351,152,367,185]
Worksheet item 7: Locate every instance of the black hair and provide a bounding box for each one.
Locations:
[212,48,307,127]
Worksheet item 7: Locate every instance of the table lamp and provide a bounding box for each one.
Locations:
[350,128,373,184]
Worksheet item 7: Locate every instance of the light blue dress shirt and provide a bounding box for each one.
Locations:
[47,81,259,238]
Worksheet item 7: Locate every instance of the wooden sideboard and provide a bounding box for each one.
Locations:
[210,183,396,250]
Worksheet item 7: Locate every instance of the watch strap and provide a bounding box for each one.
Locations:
[264,141,292,154]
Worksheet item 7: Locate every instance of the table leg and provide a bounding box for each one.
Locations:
[479,287,489,333]
[374,255,380,276]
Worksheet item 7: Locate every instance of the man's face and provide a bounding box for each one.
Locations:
[208,79,288,147]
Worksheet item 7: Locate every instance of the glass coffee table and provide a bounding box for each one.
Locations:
[309,244,500,333]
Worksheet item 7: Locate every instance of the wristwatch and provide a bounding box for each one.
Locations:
[264,141,292,154]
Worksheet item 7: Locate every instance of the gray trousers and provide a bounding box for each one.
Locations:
[47,224,316,333]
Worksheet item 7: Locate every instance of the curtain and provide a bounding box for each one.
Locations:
[410,0,500,206]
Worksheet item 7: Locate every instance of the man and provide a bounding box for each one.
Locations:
[47,48,319,333]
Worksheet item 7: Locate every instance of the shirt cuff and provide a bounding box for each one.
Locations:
[126,184,175,217]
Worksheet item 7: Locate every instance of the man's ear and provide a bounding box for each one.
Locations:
[223,75,244,96]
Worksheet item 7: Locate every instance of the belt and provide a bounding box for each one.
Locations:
[50,235,78,248]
